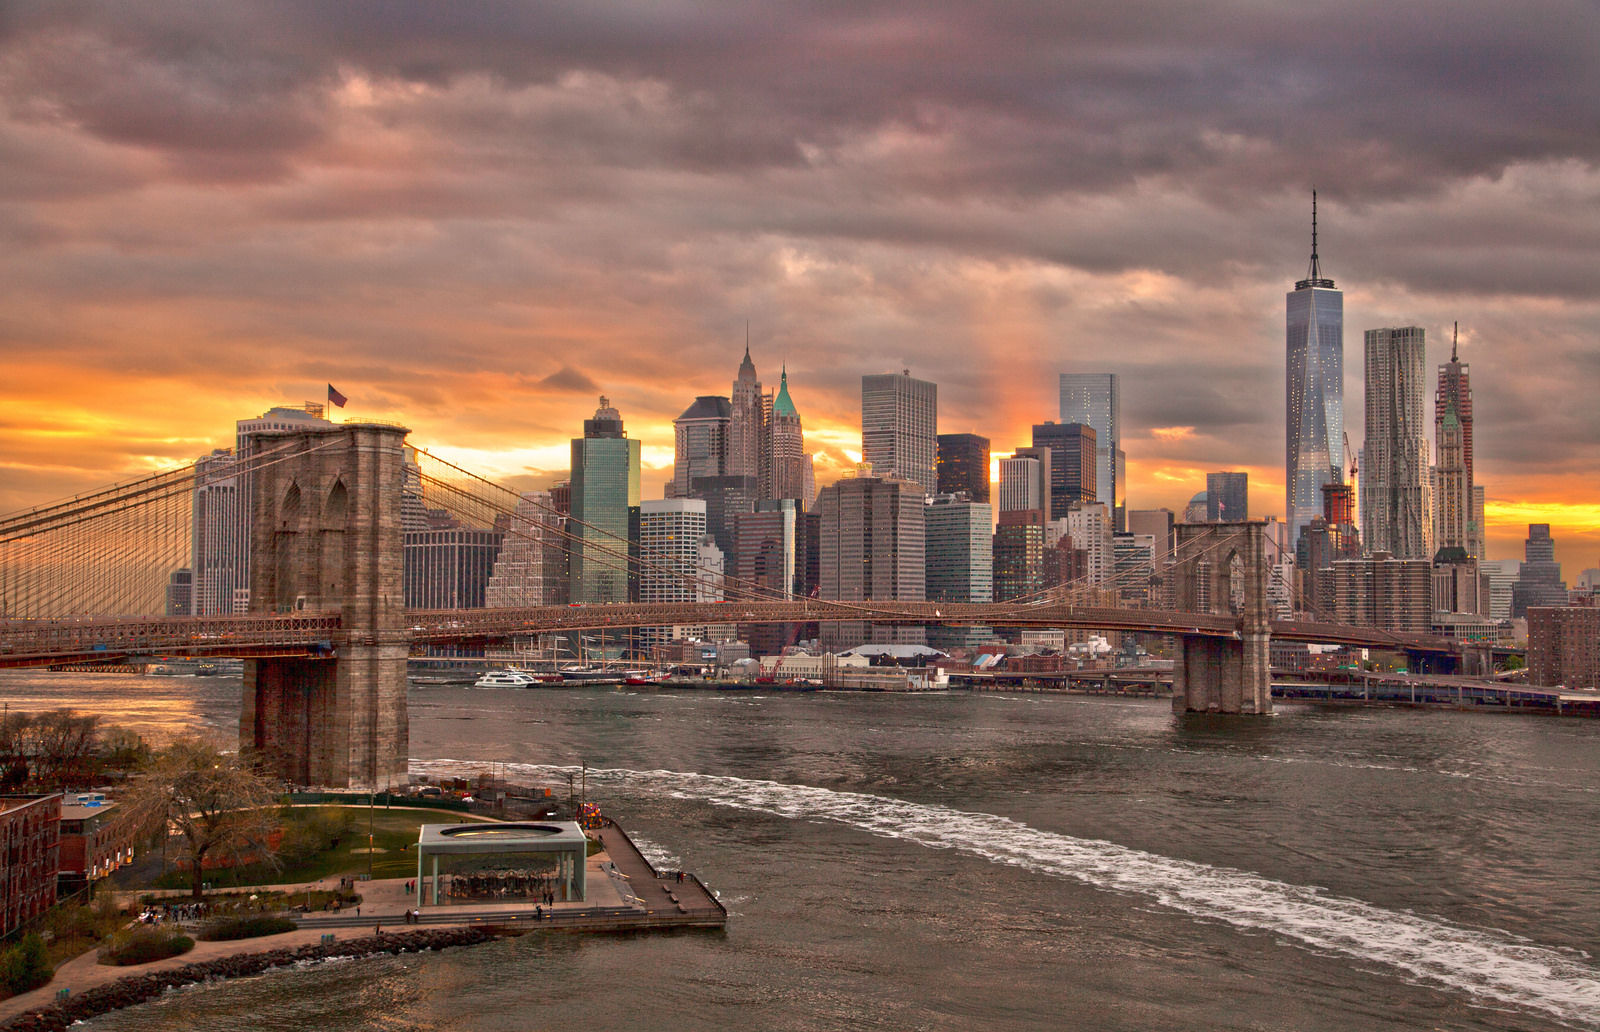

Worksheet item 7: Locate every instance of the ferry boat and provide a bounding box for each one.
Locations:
[559,666,645,683]
[473,669,542,689]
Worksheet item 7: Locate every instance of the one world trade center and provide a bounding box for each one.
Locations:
[1286,192,1344,545]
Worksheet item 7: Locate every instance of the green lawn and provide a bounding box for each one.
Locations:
[146,806,500,891]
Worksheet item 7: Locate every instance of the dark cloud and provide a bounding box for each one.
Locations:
[534,366,601,394]
[1,1,1596,560]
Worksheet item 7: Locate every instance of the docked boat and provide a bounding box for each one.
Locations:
[559,666,644,683]
[473,669,542,689]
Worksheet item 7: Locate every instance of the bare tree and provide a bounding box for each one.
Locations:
[124,738,283,899]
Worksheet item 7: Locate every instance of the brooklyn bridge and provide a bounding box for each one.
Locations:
[0,422,1462,788]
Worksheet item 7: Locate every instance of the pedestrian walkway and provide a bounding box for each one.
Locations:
[0,822,724,1025]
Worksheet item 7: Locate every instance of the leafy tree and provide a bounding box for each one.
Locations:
[0,934,52,995]
[123,738,283,899]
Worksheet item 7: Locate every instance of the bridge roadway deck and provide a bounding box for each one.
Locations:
[0,601,1457,668]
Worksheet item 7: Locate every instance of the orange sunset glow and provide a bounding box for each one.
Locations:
[1,6,1595,572]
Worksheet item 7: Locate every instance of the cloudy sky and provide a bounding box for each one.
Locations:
[2,1,1596,565]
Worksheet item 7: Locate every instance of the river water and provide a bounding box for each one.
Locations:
[3,670,1598,1031]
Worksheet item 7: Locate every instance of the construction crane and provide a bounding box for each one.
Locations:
[1343,431,1358,481]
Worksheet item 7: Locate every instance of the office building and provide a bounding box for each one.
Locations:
[1206,472,1248,522]
[1126,509,1176,561]
[1432,551,1488,617]
[861,370,937,495]
[189,449,244,615]
[1479,559,1521,622]
[638,499,715,647]
[404,524,504,609]
[993,509,1045,603]
[570,397,642,604]
[1060,373,1123,524]
[998,450,1051,521]
[730,345,765,484]
[767,369,809,505]
[1363,326,1429,559]
[816,472,926,650]
[1031,422,1097,515]
[1512,524,1567,617]
[672,396,731,497]
[485,491,567,607]
[733,500,798,656]
[926,494,993,648]
[689,474,759,564]
[1112,533,1158,608]
[1527,607,1599,691]
[1064,502,1114,588]
[937,433,991,503]
[1286,193,1344,544]
[165,569,192,617]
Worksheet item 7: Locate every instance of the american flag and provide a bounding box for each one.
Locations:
[327,384,348,408]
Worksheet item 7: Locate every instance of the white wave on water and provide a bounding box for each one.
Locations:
[413,758,1600,1028]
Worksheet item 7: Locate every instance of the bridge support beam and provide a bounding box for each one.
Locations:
[1170,521,1272,715]
[240,423,410,789]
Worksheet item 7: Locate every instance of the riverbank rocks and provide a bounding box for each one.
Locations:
[0,927,502,1031]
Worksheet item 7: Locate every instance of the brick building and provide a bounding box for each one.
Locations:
[0,794,60,935]
[1528,606,1599,691]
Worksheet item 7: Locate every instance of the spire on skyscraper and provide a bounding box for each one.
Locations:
[1451,321,1458,362]
[1297,190,1335,290]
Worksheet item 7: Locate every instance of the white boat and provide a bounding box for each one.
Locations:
[473,669,541,688]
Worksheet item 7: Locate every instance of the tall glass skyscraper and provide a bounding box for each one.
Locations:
[1059,373,1121,522]
[570,396,641,604]
[1286,193,1344,544]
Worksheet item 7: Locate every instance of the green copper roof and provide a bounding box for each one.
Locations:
[772,367,798,417]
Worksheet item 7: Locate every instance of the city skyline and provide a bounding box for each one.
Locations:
[1,4,1596,566]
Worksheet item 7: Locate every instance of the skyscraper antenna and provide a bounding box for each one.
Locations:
[1308,189,1321,281]
[1452,321,1458,362]
[1297,189,1333,289]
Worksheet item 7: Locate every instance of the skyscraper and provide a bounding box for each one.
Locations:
[672,396,731,497]
[570,396,641,604]
[816,471,926,649]
[861,370,937,495]
[1286,192,1344,544]
[1362,326,1429,559]
[1433,324,1477,556]
[1059,373,1122,522]
[191,448,244,616]
[638,498,714,647]
[1512,524,1567,616]
[1205,472,1248,522]
[1031,422,1096,516]
[925,494,993,648]
[767,368,808,504]
[730,343,765,483]
[936,433,991,502]
[998,449,1051,522]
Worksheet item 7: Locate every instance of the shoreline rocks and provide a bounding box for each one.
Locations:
[0,927,504,1032]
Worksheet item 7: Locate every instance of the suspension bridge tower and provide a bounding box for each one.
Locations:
[240,423,410,789]
[1170,521,1273,715]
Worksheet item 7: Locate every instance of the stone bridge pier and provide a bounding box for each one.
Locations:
[240,423,410,789]
[1170,521,1272,715]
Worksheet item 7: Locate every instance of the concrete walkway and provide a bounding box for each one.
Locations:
[0,830,722,1023]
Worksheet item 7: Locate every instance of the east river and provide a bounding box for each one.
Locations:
[3,669,1599,1031]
